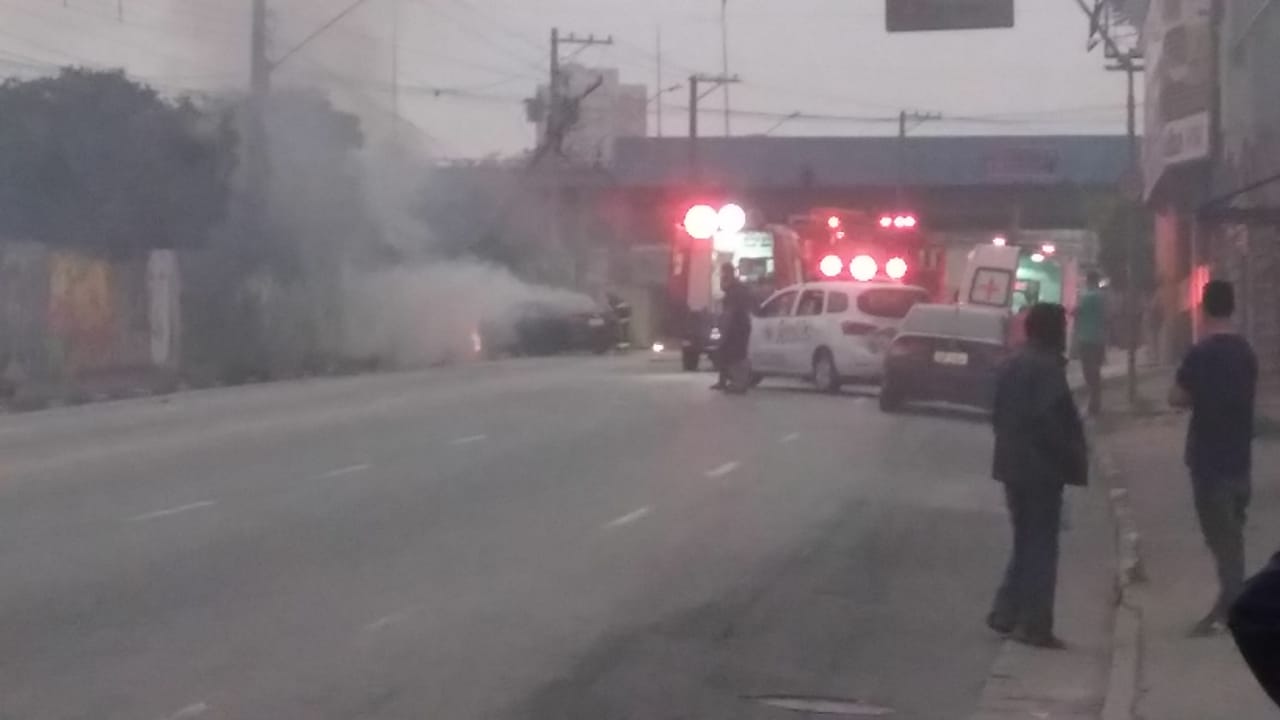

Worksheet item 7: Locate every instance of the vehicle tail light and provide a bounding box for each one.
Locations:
[885,257,908,280]
[889,336,928,357]
[819,254,843,278]
[842,321,876,336]
[878,215,893,228]
[850,255,877,282]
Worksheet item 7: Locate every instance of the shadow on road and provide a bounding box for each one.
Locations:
[751,385,879,400]
[890,403,991,425]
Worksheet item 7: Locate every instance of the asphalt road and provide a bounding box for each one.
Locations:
[0,356,1013,720]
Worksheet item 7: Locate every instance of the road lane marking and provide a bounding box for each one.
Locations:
[602,506,652,530]
[705,461,740,479]
[364,608,417,632]
[450,434,488,446]
[780,432,800,444]
[128,501,216,523]
[315,463,371,480]
[160,702,210,720]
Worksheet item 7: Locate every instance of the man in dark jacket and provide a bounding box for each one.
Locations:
[988,303,1087,649]
[1230,550,1280,708]
[711,263,753,392]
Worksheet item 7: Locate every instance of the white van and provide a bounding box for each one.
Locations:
[748,281,931,392]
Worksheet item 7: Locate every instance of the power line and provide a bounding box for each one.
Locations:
[271,0,377,71]
[437,0,547,57]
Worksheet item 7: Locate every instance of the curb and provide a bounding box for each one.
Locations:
[1089,420,1146,720]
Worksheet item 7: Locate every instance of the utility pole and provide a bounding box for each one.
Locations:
[544,29,614,154]
[720,0,731,136]
[687,72,740,183]
[897,110,941,205]
[542,28,613,287]
[247,0,271,222]
[1077,0,1146,407]
[391,0,400,140]
[656,26,663,138]
[1107,49,1145,406]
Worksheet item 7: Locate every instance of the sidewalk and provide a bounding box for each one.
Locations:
[967,350,1133,720]
[1098,370,1280,719]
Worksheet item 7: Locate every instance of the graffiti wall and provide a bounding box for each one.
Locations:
[0,242,178,383]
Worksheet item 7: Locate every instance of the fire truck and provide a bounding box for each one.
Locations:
[792,207,945,298]
[666,202,805,371]
[665,202,943,371]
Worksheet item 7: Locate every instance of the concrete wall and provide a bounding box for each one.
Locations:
[1213,0,1280,374]
[0,242,179,392]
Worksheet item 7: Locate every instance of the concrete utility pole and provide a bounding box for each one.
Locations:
[247,0,271,219]
[543,29,614,155]
[687,72,740,183]
[1075,0,1146,406]
[897,110,942,205]
[1109,50,1145,406]
[656,26,663,138]
[542,28,613,287]
[720,0,731,136]
[391,0,400,140]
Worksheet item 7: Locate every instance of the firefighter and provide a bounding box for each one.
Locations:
[712,263,754,393]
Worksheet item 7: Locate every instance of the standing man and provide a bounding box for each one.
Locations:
[711,262,753,393]
[1074,271,1107,416]
[1170,280,1257,636]
[988,303,1088,649]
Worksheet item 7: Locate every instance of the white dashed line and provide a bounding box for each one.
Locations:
[128,501,217,523]
[705,461,741,479]
[602,506,653,530]
[780,432,800,444]
[315,463,371,480]
[160,701,209,720]
[364,608,417,633]
[450,434,488,446]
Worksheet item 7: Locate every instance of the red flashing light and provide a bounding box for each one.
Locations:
[902,215,918,228]
[819,254,844,278]
[885,257,909,280]
[827,215,842,230]
[850,255,878,282]
[878,215,893,229]
[682,204,719,240]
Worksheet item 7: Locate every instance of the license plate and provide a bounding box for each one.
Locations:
[933,351,969,366]
[587,317,606,327]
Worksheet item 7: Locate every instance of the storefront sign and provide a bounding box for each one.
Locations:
[1143,0,1214,197]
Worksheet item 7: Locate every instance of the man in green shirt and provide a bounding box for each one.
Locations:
[1073,271,1107,415]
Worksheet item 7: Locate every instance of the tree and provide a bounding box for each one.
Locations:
[0,68,235,255]
[1086,191,1154,292]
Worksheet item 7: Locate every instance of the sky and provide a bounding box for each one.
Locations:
[0,0,1141,158]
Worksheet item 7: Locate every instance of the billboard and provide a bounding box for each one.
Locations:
[1143,0,1213,197]
[886,0,1015,32]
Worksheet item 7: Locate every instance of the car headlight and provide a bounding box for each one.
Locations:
[709,327,722,341]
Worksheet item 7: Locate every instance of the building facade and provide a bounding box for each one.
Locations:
[1209,0,1280,373]
[1142,0,1280,373]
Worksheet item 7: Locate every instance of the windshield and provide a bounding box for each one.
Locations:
[2,1,1259,719]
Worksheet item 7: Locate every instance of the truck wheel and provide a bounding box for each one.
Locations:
[681,348,700,372]
[812,350,841,394]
